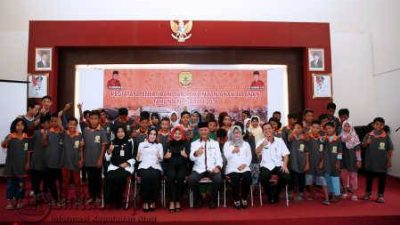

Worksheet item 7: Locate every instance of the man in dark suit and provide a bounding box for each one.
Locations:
[37,52,50,68]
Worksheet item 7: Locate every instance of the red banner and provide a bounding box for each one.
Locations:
[103,69,267,113]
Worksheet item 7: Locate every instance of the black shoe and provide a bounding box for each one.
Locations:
[208,201,217,209]
[241,200,248,209]
[233,201,241,210]
[194,200,203,209]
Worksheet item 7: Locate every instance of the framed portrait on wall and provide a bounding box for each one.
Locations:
[312,74,332,98]
[308,48,325,71]
[35,47,52,71]
[28,74,48,98]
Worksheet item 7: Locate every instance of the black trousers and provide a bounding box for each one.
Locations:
[86,167,102,199]
[290,170,305,193]
[166,160,186,202]
[31,169,45,195]
[365,170,387,196]
[259,167,290,201]
[139,168,161,203]
[227,171,252,201]
[188,171,222,205]
[44,168,62,201]
[104,168,130,207]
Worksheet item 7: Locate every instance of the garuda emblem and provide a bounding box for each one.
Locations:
[170,20,193,42]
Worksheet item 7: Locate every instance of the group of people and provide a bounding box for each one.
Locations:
[1,96,394,212]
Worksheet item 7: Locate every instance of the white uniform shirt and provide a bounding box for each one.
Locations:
[137,141,164,171]
[256,137,290,170]
[190,138,223,174]
[223,141,252,174]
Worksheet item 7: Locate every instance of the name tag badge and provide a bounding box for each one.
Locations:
[74,140,80,149]
[24,143,28,151]
[106,127,110,133]
[299,144,305,152]
[94,135,100,143]
[120,150,125,157]
[319,144,324,152]
[126,125,131,131]
[332,146,337,154]
[379,142,386,150]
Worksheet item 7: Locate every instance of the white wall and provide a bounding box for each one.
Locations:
[0,0,399,176]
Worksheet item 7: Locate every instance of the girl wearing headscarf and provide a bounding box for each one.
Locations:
[247,116,263,143]
[104,126,135,208]
[169,111,180,128]
[164,126,190,212]
[223,126,252,209]
[340,120,361,201]
[137,128,164,212]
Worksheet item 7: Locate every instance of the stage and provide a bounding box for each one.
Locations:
[0,176,399,225]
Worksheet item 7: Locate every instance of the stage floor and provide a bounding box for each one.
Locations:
[0,176,399,225]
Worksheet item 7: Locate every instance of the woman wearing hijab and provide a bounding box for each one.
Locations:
[340,120,361,201]
[223,126,252,209]
[169,111,180,128]
[164,126,190,212]
[104,126,135,208]
[137,128,164,212]
[248,116,263,144]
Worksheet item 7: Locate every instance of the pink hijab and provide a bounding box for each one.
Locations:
[340,120,360,149]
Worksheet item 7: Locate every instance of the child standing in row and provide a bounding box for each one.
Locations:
[287,122,309,201]
[44,113,64,205]
[362,117,393,203]
[323,122,342,202]
[2,118,30,209]
[340,121,361,201]
[305,120,330,205]
[61,117,84,205]
[83,110,107,205]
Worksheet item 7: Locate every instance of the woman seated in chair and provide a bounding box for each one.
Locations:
[104,126,135,208]
[223,125,252,209]
[164,125,190,212]
[136,128,164,212]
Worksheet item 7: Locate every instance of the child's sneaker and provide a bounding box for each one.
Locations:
[341,193,348,199]
[5,200,15,210]
[16,201,24,209]
[233,201,241,209]
[330,195,340,203]
[351,195,358,201]
[321,200,330,205]
[362,193,371,201]
[376,195,385,203]
[85,198,95,205]
[241,199,248,209]
[294,194,304,201]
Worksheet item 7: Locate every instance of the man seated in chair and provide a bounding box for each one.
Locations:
[256,122,290,204]
[189,122,223,209]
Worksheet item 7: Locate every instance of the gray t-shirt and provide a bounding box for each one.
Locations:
[62,132,83,171]
[307,137,324,176]
[342,143,360,172]
[31,130,46,171]
[4,135,30,176]
[83,127,107,167]
[363,131,394,173]
[288,137,308,173]
[323,137,342,177]
[45,130,63,169]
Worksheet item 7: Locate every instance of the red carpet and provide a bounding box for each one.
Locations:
[0,175,399,225]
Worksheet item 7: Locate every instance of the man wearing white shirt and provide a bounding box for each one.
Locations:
[189,122,223,209]
[256,122,290,204]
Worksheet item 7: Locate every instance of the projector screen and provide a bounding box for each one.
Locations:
[0,81,27,165]
[75,64,288,124]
